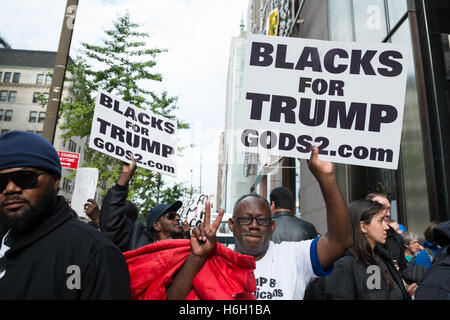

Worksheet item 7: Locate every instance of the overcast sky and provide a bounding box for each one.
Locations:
[0,0,248,199]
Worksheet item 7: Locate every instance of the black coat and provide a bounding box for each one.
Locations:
[384,225,408,272]
[304,246,410,300]
[0,197,130,299]
[415,220,450,300]
[99,184,154,252]
[271,211,318,243]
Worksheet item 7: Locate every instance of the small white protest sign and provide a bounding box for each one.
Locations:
[237,34,408,169]
[71,167,98,218]
[178,194,216,229]
[89,90,177,177]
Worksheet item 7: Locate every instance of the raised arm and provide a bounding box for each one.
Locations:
[99,156,138,251]
[166,201,224,300]
[307,146,352,270]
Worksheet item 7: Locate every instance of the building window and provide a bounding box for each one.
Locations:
[45,74,52,85]
[8,91,16,102]
[36,74,44,84]
[29,111,37,122]
[3,72,11,83]
[12,72,20,83]
[0,109,3,121]
[38,112,46,123]
[35,131,43,135]
[68,139,77,152]
[0,91,7,101]
[42,93,49,104]
[32,92,40,103]
[4,110,12,121]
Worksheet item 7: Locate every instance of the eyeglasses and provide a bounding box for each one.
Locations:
[235,216,272,226]
[0,170,46,194]
[164,212,180,220]
[383,206,391,212]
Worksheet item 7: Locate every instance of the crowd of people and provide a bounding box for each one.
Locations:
[0,130,449,300]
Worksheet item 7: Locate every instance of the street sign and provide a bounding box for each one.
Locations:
[57,151,79,170]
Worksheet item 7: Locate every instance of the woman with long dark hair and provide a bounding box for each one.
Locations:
[304,199,410,300]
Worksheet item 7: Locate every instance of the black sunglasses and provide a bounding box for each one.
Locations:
[235,216,272,226]
[164,212,180,220]
[0,170,46,193]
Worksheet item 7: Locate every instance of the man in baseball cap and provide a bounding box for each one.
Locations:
[99,156,190,252]
[0,131,130,299]
[146,200,184,241]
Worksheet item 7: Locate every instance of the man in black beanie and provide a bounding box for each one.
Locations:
[0,131,130,299]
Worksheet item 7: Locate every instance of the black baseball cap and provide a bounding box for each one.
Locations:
[146,201,182,227]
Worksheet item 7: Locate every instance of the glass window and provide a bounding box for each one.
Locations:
[0,109,3,121]
[0,72,2,80]
[390,21,430,236]
[43,93,49,103]
[1,129,9,136]
[12,72,20,83]
[32,92,40,103]
[8,91,16,102]
[387,0,407,30]
[29,111,37,122]
[328,0,354,41]
[38,112,46,123]
[3,72,11,83]
[45,74,52,85]
[36,74,44,84]
[4,110,12,121]
[35,131,42,135]
[352,0,388,42]
[0,91,7,101]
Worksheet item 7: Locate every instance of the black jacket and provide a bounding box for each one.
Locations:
[384,225,408,272]
[271,211,318,243]
[99,184,154,252]
[304,246,409,300]
[0,197,130,300]
[415,220,450,300]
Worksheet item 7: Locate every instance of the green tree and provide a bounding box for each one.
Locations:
[59,13,190,219]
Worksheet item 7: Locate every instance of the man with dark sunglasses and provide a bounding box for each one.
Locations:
[99,156,189,252]
[0,130,130,299]
[167,146,352,300]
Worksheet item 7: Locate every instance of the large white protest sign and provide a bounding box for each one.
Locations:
[71,168,98,218]
[237,34,408,169]
[178,194,216,229]
[89,90,177,177]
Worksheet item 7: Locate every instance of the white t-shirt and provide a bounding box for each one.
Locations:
[231,237,332,300]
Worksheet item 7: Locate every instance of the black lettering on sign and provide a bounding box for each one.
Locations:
[250,42,274,67]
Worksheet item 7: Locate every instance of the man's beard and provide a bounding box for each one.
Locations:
[0,183,57,239]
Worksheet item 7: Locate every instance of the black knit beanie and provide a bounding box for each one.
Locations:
[0,130,62,177]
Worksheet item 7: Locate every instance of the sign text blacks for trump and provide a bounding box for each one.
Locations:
[89,90,177,177]
[237,34,408,169]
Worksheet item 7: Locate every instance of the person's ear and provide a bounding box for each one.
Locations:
[271,201,275,212]
[360,221,368,234]
[153,221,161,232]
[228,218,234,232]
[53,178,60,192]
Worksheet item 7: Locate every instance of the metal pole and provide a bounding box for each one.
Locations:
[42,0,79,144]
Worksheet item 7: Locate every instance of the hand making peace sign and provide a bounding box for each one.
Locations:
[190,201,225,257]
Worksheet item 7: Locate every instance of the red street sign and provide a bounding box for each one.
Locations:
[57,151,80,170]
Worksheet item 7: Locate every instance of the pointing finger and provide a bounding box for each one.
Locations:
[211,208,224,232]
[204,201,211,226]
